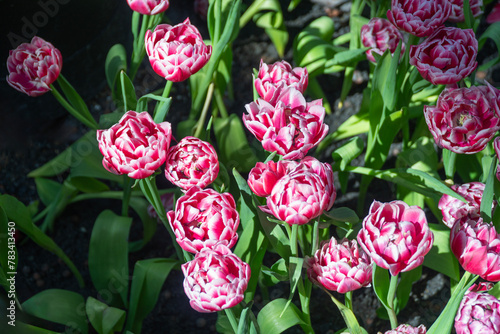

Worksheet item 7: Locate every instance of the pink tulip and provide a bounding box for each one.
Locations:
[487,2,500,23]
[387,0,451,37]
[450,216,500,282]
[126,0,169,15]
[298,156,336,212]
[307,238,372,294]
[379,324,427,334]
[424,85,500,154]
[410,27,478,85]
[361,17,405,63]
[495,137,500,182]
[247,160,298,198]
[6,36,62,97]
[455,288,500,333]
[166,187,239,253]
[357,200,433,276]
[145,19,212,82]
[266,168,331,225]
[243,86,329,160]
[438,182,495,228]
[96,111,172,179]
[182,244,250,313]
[448,0,483,22]
[254,59,308,104]
[164,136,219,190]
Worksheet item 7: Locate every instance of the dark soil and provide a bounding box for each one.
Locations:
[2,0,499,333]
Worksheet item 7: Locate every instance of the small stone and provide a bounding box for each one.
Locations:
[33,272,41,280]
[163,290,172,299]
[36,279,45,287]
[196,317,207,328]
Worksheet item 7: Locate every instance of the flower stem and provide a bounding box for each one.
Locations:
[130,14,152,81]
[193,82,215,138]
[121,175,133,217]
[323,288,367,334]
[154,80,173,119]
[50,85,98,130]
[345,291,354,312]
[386,274,399,329]
[225,308,239,333]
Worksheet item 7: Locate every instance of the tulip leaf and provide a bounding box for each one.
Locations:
[261,258,289,286]
[86,297,126,334]
[331,136,364,171]
[88,210,132,309]
[372,264,391,309]
[478,21,500,71]
[423,223,460,281]
[34,177,62,207]
[125,258,178,334]
[480,157,496,223]
[0,195,84,287]
[281,256,303,317]
[3,321,59,334]
[128,196,158,252]
[325,47,370,67]
[288,0,302,11]
[214,114,259,172]
[69,176,110,193]
[56,74,96,126]
[41,178,79,231]
[257,298,306,334]
[119,70,137,112]
[324,207,359,224]
[105,43,128,90]
[253,0,288,57]
[22,289,88,334]
[257,208,291,259]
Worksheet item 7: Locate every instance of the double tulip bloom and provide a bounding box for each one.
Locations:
[167,187,240,254]
[449,0,483,22]
[126,0,169,15]
[164,136,219,190]
[410,27,478,85]
[379,324,427,334]
[361,18,405,63]
[7,36,63,97]
[455,286,500,333]
[307,238,372,294]
[424,84,500,154]
[254,59,308,104]
[248,157,336,225]
[450,217,500,282]
[243,86,328,160]
[387,0,451,37]
[97,111,172,179]
[182,244,250,313]
[357,200,433,276]
[145,18,212,82]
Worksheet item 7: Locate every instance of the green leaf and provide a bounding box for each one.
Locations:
[325,47,370,67]
[22,289,88,334]
[214,114,259,172]
[0,195,84,287]
[70,177,110,193]
[41,178,78,231]
[287,0,302,11]
[257,298,306,334]
[323,207,359,224]
[88,210,132,308]
[105,44,128,90]
[57,74,95,125]
[119,71,137,111]
[3,321,59,334]
[152,96,172,123]
[34,178,62,207]
[128,196,158,252]
[260,258,289,286]
[281,256,303,316]
[423,223,460,281]
[481,157,497,223]
[125,258,178,333]
[372,264,391,309]
[86,297,126,334]
[257,209,291,259]
[395,266,422,313]
[478,22,500,71]
[253,0,288,57]
[331,136,364,171]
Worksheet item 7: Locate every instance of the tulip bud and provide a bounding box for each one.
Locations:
[126,0,169,15]
[379,324,427,334]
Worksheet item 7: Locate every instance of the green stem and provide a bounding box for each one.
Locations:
[121,176,133,217]
[193,82,215,138]
[345,291,353,312]
[130,14,152,81]
[224,308,239,333]
[214,87,229,119]
[311,220,319,256]
[50,85,98,130]
[443,149,457,180]
[239,0,266,28]
[386,274,399,329]
[323,288,366,334]
[154,80,173,118]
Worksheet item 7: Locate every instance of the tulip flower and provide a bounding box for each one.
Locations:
[126,0,169,15]
[298,156,336,213]
[254,59,308,104]
[266,168,331,225]
[455,288,500,333]
[387,0,451,37]
[357,200,433,276]
[438,182,495,228]
[182,244,250,313]
[424,85,500,154]
[7,36,63,97]
[487,2,500,23]
[410,27,478,85]
[167,187,239,253]
[243,86,329,160]
[96,111,172,179]
[448,0,483,22]
[164,136,219,190]
[247,160,298,198]
[145,18,212,82]
[379,324,427,334]
[307,238,372,294]
[361,17,405,63]
[450,216,500,282]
